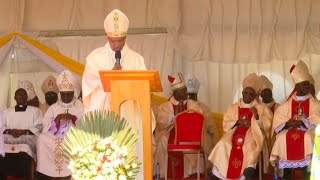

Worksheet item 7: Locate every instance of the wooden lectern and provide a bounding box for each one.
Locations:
[99,70,162,179]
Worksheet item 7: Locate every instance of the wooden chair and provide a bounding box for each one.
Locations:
[165,110,205,180]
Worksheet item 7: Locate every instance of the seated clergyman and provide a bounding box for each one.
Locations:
[36,70,84,179]
[0,88,43,178]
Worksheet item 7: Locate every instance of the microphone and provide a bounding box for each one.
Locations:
[115,51,121,66]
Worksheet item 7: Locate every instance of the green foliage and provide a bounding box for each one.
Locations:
[63,110,139,167]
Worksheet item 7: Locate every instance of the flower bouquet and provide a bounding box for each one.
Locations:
[63,111,139,180]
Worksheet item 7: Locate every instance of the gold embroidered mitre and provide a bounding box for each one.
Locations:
[104,9,129,37]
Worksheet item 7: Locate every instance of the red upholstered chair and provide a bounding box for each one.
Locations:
[165,110,205,180]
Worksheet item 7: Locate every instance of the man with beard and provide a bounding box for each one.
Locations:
[36,70,84,180]
[208,73,272,180]
[270,60,320,180]
[39,75,59,115]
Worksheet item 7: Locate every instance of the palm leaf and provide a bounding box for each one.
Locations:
[63,110,138,160]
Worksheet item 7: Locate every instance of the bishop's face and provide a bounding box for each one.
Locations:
[45,91,58,106]
[60,91,74,104]
[242,87,256,104]
[260,88,273,103]
[107,36,126,52]
[173,87,188,101]
[295,81,310,96]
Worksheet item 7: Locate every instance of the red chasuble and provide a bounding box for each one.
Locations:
[286,99,310,160]
[167,103,188,178]
[226,107,253,179]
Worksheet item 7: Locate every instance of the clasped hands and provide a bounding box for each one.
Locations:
[112,64,122,70]
[54,113,77,123]
[286,119,306,129]
[7,129,29,138]
[236,107,259,128]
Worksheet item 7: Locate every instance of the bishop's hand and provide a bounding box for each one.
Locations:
[112,64,122,70]
[55,113,77,123]
[286,119,301,128]
[238,119,251,128]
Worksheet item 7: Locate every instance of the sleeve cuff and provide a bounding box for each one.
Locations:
[275,123,286,133]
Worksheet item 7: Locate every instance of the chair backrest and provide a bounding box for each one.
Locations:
[174,110,205,145]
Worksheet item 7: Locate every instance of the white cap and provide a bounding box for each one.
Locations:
[168,72,186,92]
[259,75,273,91]
[41,75,59,94]
[290,60,312,85]
[185,74,200,93]
[56,70,76,92]
[242,73,262,94]
[18,80,37,101]
[104,9,129,37]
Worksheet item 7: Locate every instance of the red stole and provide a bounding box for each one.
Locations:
[167,103,188,178]
[286,98,310,160]
[226,107,253,179]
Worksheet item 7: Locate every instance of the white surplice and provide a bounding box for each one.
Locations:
[1,106,43,159]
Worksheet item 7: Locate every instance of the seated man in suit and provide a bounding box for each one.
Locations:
[208,73,272,180]
[0,88,43,179]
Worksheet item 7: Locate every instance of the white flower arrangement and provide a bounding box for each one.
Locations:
[63,111,140,180]
[69,137,139,180]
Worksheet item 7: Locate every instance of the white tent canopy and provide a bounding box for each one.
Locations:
[1,0,320,113]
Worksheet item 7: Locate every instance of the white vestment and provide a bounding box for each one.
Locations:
[82,42,146,112]
[209,99,272,179]
[82,42,154,179]
[1,106,43,159]
[36,99,84,177]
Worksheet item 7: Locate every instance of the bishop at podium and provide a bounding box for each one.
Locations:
[82,9,156,180]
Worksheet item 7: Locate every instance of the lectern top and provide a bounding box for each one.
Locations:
[99,70,163,92]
